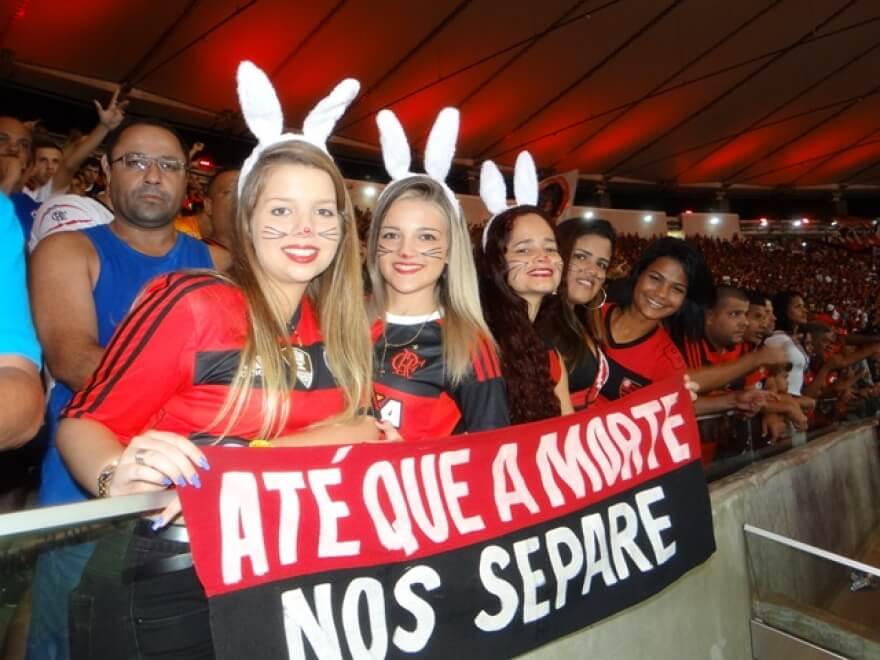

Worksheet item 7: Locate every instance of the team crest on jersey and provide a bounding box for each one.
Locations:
[291,347,314,388]
[391,348,425,379]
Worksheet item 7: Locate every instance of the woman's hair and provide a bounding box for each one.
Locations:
[772,290,804,334]
[367,176,494,385]
[619,237,714,348]
[213,140,371,439]
[477,205,561,424]
[538,218,616,368]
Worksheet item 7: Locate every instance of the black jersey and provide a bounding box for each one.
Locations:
[372,313,510,440]
[566,346,610,410]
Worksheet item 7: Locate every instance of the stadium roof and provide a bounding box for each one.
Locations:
[5,0,880,191]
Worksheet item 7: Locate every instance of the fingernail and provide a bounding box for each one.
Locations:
[161,477,172,487]
[150,517,164,532]
[176,477,186,488]
[197,457,211,471]
[190,473,202,489]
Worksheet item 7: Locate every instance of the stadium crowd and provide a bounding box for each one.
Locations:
[1,69,879,657]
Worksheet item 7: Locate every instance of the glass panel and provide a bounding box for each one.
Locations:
[745,528,880,659]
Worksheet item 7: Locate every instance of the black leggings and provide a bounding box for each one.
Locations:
[69,522,214,660]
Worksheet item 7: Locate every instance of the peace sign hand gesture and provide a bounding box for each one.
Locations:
[95,88,129,131]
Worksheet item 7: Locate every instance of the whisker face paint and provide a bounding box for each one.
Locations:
[317,228,340,242]
[261,226,287,240]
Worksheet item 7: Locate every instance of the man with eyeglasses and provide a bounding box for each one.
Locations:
[26,119,230,659]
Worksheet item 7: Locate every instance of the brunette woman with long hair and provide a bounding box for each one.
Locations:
[366,176,508,438]
[765,290,810,396]
[477,205,573,424]
[538,217,616,410]
[600,237,711,401]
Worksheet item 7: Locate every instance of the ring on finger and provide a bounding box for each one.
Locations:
[134,449,148,467]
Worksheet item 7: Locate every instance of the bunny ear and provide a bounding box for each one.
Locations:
[237,61,284,144]
[301,78,360,150]
[376,109,412,181]
[513,151,539,207]
[424,107,459,183]
[479,160,509,216]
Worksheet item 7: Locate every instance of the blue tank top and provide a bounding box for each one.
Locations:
[40,224,213,505]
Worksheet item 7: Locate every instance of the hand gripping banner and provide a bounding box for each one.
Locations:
[178,376,715,659]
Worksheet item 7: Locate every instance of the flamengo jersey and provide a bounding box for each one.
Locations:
[682,336,745,392]
[599,304,686,401]
[63,273,346,444]
[29,194,113,252]
[372,313,510,440]
[565,346,610,410]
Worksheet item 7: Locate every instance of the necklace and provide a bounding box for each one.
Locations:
[378,317,429,376]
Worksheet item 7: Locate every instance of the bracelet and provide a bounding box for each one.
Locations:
[249,438,273,448]
[96,459,120,498]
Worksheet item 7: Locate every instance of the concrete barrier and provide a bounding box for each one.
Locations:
[523,420,879,660]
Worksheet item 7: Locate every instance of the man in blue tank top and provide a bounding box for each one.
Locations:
[26,120,230,658]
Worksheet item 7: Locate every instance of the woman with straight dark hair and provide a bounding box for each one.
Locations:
[765,290,809,395]
[599,236,712,401]
[537,217,616,409]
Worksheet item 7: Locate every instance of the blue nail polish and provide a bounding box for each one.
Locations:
[176,476,186,488]
[197,457,211,471]
[150,517,164,532]
[161,477,172,487]
[190,473,202,489]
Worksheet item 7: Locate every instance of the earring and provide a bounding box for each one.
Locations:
[586,287,607,310]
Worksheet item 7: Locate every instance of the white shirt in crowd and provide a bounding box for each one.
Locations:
[29,194,113,252]
[764,332,809,396]
[22,180,56,204]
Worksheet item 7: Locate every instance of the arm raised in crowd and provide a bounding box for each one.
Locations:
[688,342,787,393]
[802,343,880,399]
[29,232,103,391]
[51,89,128,194]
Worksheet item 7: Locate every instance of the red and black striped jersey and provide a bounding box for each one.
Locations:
[598,304,686,401]
[372,314,510,440]
[682,336,746,392]
[63,272,346,444]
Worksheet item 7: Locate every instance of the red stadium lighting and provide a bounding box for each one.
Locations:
[196,158,213,168]
[802,217,810,225]
[759,217,768,226]
[684,209,693,214]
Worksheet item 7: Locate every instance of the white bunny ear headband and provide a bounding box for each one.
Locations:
[479,150,539,251]
[236,60,360,196]
[375,107,461,210]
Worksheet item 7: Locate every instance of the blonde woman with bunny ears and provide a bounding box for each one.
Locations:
[365,107,509,440]
[56,61,373,657]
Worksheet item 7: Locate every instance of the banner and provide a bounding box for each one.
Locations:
[179,376,715,659]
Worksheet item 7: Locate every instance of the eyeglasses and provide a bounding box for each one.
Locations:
[110,153,185,173]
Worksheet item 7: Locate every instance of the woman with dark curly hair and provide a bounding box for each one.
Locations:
[599,237,712,401]
[477,205,573,424]
[537,217,615,410]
